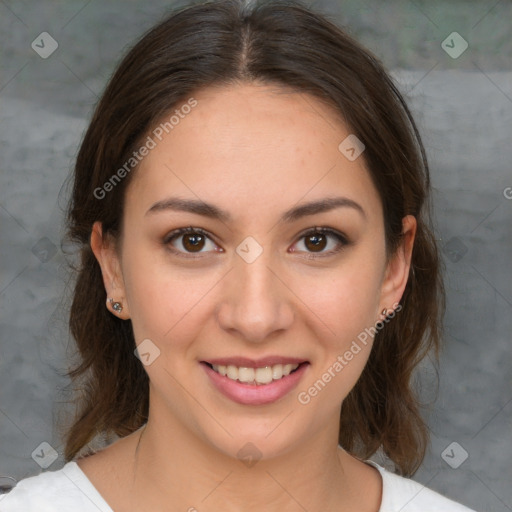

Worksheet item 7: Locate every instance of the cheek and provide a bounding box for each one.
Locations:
[121,244,221,348]
[294,266,382,411]
[293,256,384,345]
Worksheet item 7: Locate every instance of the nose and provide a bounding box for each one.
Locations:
[215,248,294,344]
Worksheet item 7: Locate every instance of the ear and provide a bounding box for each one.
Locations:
[90,221,131,320]
[378,215,417,316]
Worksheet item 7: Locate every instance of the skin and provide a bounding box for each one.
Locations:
[83,82,416,512]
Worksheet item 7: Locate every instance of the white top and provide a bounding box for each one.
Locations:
[0,460,477,511]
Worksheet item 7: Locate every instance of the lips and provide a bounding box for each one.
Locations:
[201,357,310,405]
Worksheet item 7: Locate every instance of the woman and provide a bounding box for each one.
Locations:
[1,0,478,510]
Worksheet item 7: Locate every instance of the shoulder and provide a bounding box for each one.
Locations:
[366,461,478,512]
[0,461,112,512]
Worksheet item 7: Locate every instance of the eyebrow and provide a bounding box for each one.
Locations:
[145,196,366,223]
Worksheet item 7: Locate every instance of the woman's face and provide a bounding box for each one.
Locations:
[93,83,414,460]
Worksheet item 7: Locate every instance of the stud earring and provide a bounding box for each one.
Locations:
[381,308,388,316]
[108,298,123,314]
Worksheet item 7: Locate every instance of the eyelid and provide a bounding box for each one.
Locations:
[295,226,348,243]
[163,226,213,245]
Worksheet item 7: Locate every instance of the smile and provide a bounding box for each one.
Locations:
[210,363,300,385]
[201,359,310,405]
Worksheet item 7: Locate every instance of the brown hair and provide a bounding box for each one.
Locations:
[64,0,444,476]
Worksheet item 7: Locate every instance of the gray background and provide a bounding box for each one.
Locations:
[0,0,511,510]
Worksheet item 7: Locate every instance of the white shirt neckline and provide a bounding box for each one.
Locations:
[61,459,388,512]
[1,458,475,511]
[62,461,114,512]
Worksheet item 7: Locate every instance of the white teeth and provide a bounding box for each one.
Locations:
[238,367,255,383]
[255,366,273,384]
[272,365,283,380]
[226,365,237,380]
[211,363,300,385]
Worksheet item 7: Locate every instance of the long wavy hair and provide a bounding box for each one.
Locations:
[63,0,444,476]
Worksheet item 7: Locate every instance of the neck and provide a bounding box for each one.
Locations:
[125,408,376,512]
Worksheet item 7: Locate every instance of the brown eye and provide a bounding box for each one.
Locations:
[182,232,206,252]
[292,227,349,258]
[164,227,220,257]
[304,232,328,252]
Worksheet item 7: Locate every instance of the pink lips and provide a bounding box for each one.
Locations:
[201,358,309,406]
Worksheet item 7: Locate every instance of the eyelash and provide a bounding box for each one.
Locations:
[163,226,350,260]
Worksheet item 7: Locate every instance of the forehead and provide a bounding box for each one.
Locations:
[126,83,381,224]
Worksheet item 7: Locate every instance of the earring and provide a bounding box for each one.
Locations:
[381,308,388,316]
[108,297,123,314]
